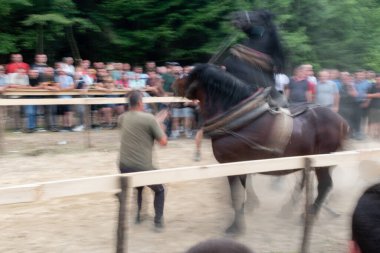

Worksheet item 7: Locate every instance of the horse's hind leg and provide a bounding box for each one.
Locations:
[312,167,332,214]
[226,175,246,234]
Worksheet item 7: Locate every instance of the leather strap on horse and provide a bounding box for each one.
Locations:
[204,88,271,134]
[205,102,270,137]
[266,108,294,155]
[230,44,273,72]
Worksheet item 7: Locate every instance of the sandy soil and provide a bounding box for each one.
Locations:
[0,130,379,253]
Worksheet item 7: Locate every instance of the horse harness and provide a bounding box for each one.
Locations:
[230,44,273,72]
[203,89,321,156]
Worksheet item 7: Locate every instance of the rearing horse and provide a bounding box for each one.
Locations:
[184,10,349,234]
[185,63,348,233]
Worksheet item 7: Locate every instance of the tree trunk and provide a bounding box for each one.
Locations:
[36,24,44,54]
[66,25,82,64]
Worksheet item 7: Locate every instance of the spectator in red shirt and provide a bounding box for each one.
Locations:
[285,65,314,105]
[6,53,30,74]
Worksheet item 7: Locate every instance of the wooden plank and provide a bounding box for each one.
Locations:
[0,184,41,204]
[0,174,119,205]
[2,89,131,96]
[40,174,120,200]
[310,150,359,167]
[0,149,379,205]
[127,149,380,187]
[0,97,189,106]
[2,89,174,97]
[126,155,306,187]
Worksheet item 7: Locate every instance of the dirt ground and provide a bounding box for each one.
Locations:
[0,130,379,253]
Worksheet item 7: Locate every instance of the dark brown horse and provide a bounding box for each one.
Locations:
[185,63,349,234]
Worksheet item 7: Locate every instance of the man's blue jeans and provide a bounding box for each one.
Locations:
[24,105,36,129]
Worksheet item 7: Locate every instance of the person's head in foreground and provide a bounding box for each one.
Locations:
[127,90,143,110]
[185,238,254,253]
[350,183,380,253]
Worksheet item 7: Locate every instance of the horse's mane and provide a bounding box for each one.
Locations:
[187,64,251,110]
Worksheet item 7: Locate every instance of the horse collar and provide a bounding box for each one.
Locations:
[230,44,273,72]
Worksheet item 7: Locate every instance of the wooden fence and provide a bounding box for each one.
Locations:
[0,92,189,152]
[1,148,379,205]
[0,149,379,252]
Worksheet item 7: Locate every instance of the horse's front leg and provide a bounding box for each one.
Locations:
[312,166,333,214]
[225,175,246,234]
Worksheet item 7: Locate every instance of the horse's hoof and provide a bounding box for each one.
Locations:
[225,223,245,235]
[225,226,240,235]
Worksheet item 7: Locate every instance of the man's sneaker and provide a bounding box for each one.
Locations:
[185,130,193,139]
[12,128,22,134]
[193,150,201,161]
[169,130,180,140]
[49,127,59,132]
[154,220,164,232]
[36,128,46,132]
[59,127,71,133]
[73,125,85,132]
[24,128,36,133]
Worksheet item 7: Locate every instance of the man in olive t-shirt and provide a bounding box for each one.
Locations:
[118,90,168,229]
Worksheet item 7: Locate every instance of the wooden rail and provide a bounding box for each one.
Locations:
[1,148,379,253]
[2,88,141,96]
[0,96,190,153]
[0,148,379,205]
[0,96,189,106]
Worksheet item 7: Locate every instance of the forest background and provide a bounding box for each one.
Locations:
[1,0,380,73]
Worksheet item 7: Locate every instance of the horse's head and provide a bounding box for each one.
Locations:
[230,10,285,72]
[185,64,251,119]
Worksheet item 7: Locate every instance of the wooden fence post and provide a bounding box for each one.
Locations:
[116,176,129,253]
[0,106,6,154]
[300,157,314,253]
[84,104,92,148]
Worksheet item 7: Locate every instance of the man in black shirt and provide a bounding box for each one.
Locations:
[24,69,41,132]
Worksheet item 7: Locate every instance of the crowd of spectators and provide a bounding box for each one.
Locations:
[1,54,380,141]
[278,64,380,140]
[0,53,199,137]
[1,55,379,252]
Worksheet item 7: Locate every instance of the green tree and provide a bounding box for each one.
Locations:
[0,0,32,54]
[22,0,99,62]
[0,0,380,71]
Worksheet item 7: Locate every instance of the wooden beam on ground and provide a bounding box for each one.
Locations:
[0,149,379,205]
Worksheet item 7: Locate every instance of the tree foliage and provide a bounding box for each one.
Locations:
[0,0,380,71]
